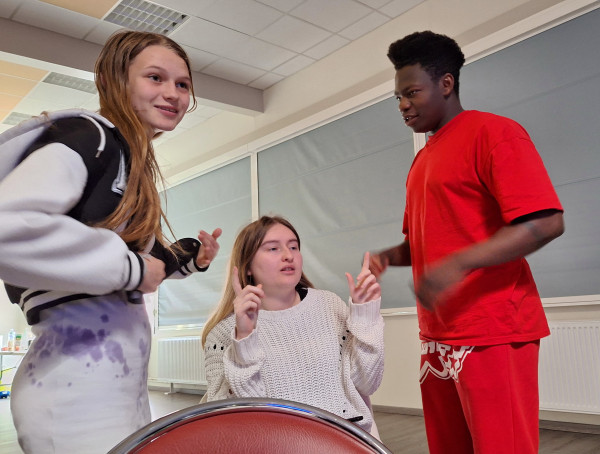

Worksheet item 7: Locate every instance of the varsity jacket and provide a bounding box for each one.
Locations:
[0,109,204,324]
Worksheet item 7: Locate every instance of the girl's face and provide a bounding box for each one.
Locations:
[128,45,191,134]
[248,223,303,291]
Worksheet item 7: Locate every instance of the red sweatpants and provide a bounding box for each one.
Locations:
[419,341,540,454]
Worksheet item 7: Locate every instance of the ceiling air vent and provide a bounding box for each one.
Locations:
[43,72,97,94]
[104,0,188,35]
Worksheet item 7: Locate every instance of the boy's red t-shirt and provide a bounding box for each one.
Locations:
[404,110,563,346]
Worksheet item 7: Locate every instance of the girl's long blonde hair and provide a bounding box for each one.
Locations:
[201,216,314,346]
[93,31,197,251]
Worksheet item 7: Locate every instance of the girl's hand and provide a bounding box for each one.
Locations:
[195,228,222,268]
[346,252,381,304]
[231,266,264,340]
[138,255,166,293]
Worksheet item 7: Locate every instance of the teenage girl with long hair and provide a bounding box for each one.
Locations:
[202,216,384,436]
[0,31,221,453]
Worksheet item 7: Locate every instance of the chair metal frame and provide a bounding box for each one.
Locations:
[109,397,393,454]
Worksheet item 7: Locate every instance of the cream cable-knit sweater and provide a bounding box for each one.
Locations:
[204,288,384,432]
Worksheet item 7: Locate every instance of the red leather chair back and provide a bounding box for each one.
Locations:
[109,398,392,454]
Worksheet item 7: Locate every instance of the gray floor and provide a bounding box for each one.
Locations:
[1,390,600,453]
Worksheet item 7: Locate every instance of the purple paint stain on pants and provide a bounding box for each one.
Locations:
[105,340,130,376]
[138,338,149,356]
[60,326,103,362]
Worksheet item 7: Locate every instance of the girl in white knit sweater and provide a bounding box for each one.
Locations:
[202,215,384,435]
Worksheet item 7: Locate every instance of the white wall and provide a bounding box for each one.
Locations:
[145,296,600,424]
[370,300,600,425]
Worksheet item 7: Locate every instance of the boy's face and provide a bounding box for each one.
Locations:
[394,64,451,134]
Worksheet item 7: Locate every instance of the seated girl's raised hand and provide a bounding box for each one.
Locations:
[345,252,381,304]
[232,266,264,340]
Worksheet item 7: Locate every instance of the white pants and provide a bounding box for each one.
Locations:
[11,293,152,453]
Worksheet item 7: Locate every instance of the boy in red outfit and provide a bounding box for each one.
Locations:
[370,31,564,453]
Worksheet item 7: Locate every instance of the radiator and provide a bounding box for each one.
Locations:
[539,321,600,414]
[156,337,207,385]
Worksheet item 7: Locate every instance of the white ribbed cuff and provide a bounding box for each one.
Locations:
[348,297,382,324]
[231,327,262,365]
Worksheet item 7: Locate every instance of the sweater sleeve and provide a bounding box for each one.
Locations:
[204,317,266,400]
[204,319,235,401]
[0,143,143,293]
[223,328,267,397]
[346,297,385,396]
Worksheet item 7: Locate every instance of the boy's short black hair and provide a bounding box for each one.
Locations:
[387,31,465,95]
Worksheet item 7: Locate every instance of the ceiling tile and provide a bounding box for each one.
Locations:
[355,0,391,8]
[181,46,219,72]
[273,54,315,77]
[171,17,249,56]
[0,75,38,97]
[304,35,349,60]
[154,146,175,166]
[158,0,218,17]
[256,15,331,53]
[13,0,101,39]
[380,0,425,18]
[339,11,388,40]
[199,0,282,36]
[226,38,296,72]
[0,93,22,112]
[0,61,48,81]
[84,20,125,45]
[193,105,223,118]
[23,83,98,109]
[176,112,210,129]
[39,0,117,19]
[248,72,284,90]
[0,0,21,18]
[79,95,101,112]
[290,0,370,33]
[256,0,304,13]
[13,95,59,116]
[203,59,266,85]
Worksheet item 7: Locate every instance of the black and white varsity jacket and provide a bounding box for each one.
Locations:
[0,109,204,324]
